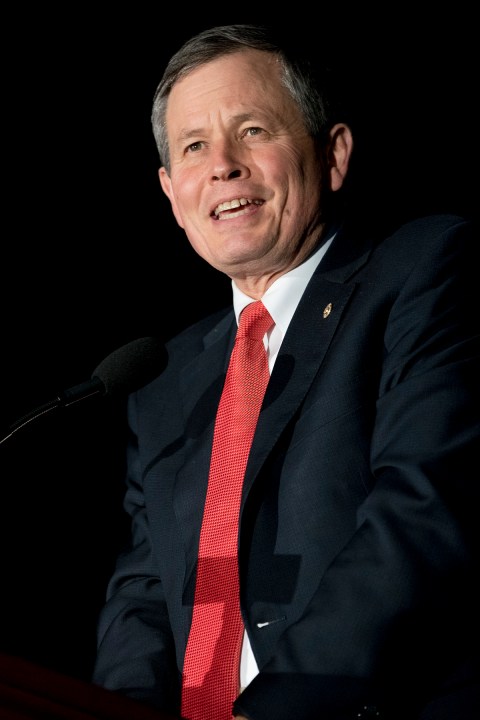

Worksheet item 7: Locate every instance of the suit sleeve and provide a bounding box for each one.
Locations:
[91,397,181,716]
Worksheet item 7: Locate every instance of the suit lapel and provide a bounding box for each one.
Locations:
[242,223,374,501]
[173,311,236,576]
[241,274,356,502]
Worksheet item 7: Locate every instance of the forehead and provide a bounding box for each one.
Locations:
[166,48,291,122]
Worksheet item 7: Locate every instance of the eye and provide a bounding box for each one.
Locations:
[243,127,265,138]
[186,141,204,153]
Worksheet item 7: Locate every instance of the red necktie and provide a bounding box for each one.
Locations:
[181,301,274,720]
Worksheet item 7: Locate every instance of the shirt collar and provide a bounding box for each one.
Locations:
[232,230,336,333]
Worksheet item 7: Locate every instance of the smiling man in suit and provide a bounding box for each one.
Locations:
[92,24,479,720]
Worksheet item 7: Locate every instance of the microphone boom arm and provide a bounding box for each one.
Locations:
[0,377,105,446]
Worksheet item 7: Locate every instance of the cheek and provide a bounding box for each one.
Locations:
[168,173,201,228]
[172,170,200,210]
[268,145,312,195]
[281,159,323,224]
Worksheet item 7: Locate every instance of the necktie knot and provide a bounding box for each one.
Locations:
[238,301,274,341]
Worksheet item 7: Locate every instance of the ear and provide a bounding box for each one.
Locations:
[326,123,354,192]
[159,167,185,228]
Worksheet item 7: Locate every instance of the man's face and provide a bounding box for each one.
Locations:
[159,49,328,292]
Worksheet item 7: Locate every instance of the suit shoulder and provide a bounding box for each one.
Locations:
[386,213,472,242]
[370,213,474,267]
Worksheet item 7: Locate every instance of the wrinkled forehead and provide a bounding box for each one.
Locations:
[165,49,294,131]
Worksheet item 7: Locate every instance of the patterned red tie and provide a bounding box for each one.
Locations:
[181,301,274,720]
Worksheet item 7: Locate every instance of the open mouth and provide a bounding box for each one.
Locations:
[212,198,264,219]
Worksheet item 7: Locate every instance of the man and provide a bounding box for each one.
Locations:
[92,24,479,720]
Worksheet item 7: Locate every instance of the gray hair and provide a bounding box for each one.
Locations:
[151,24,344,174]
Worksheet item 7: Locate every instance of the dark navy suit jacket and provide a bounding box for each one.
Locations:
[93,214,479,719]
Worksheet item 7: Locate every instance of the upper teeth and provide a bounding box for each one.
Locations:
[214,198,250,215]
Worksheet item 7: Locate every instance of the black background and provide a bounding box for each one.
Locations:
[0,7,477,683]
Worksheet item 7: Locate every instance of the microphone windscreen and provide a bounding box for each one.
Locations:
[91,336,167,397]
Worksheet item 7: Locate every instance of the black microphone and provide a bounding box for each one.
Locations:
[0,336,167,446]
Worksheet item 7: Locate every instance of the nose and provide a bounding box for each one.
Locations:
[210,140,250,182]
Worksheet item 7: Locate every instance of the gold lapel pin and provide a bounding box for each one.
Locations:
[323,303,332,319]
